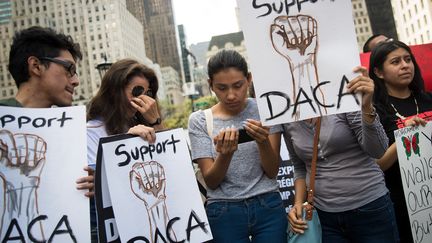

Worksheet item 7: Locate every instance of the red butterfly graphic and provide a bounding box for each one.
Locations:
[401,132,420,160]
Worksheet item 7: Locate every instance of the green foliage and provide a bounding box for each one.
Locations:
[160,95,218,129]
[160,99,192,129]
[193,95,218,110]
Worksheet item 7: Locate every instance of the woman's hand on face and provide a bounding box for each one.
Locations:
[128,125,156,144]
[404,116,427,127]
[213,126,239,155]
[347,66,375,107]
[130,95,160,124]
[288,203,308,234]
[243,119,270,144]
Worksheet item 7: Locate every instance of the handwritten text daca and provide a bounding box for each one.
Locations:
[260,76,359,121]
[252,0,335,18]
[103,210,209,243]
[2,215,76,243]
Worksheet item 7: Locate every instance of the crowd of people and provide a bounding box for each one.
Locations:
[1,25,431,243]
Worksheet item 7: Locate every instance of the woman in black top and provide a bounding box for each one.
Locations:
[370,40,432,243]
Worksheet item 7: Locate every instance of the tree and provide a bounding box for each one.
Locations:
[160,95,218,129]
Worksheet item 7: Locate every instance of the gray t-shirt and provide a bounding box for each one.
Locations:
[188,99,279,202]
[281,112,389,212]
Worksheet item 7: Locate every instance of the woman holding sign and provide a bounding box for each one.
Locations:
[274,66,400,242]
[370,40,432,243]
[86,59,163,242]
[188,50,287,242]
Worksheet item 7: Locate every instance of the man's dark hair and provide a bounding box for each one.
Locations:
[362,34,386,53]
[8,26,82,87]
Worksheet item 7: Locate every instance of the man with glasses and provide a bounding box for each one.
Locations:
[0,26,81,107]
[0,26,96,241]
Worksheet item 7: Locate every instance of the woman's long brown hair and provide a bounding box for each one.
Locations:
[87,59,159,135]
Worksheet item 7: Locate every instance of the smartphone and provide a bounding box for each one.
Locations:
[238,128,254,144]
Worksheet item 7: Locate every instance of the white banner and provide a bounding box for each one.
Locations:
[95,128,212,243]
[237,0,361,124]
[0,106,89,242]
[394,122,432,243]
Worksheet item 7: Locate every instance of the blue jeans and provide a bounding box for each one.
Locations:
[317,193,399,243]
[206,192,287,243]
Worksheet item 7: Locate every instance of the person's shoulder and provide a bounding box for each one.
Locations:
[247,98,257,107]
[419,91,432,101]
[0,98,22,107]
[87,118,104,126]
[188,109,205,122]
[87,119,106,133]
[188,109,207,131]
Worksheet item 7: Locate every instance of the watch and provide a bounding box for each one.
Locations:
[149,118,161,126]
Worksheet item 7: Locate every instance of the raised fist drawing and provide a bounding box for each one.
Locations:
[270,15,327,119]
[130,161,176,242]
[0,129,47,239]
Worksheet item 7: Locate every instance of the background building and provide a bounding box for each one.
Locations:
[178,24,192,84]
[352,0,432,50]
[352,0,373,50]
[206,31,247,63]
[0,0,11,24]
[0,0,162,105]
[160,66,184,105]
[190,41,210,68]
[364,0,398,39]
[126,0,181,75]
[391,0,432,45]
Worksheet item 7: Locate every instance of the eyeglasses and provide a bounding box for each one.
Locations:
[132,85,153,98]
[39,57,77,78]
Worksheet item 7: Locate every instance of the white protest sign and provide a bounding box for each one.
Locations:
[237,0,361,124]
[0,106,89,242]
[394,122,432,243]
[96,128,212,243]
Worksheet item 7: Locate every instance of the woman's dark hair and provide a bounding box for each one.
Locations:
[87,59,159,135]
[369,40,425,110]
[207,50,248,82]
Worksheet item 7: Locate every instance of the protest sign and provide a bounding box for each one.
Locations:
[95,128,212,243]
[277,139,295,213]
[0,106,89,242]
[394,122,432,243]
[237,1,361,124]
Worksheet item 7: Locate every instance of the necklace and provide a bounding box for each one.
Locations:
[390,95,419,120]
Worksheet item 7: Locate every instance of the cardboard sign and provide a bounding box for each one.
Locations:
[0,106,89,242]
[277,139,295,213]
[360,43,432,92]
[95,128,212,243]
[394,122,432,243]
[237,1,361,125]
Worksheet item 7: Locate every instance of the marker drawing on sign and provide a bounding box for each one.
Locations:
[0,129,47,240]
[129,161,177,243]
[270,14,327,120]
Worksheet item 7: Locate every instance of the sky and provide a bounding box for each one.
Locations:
[172,0,240,45]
